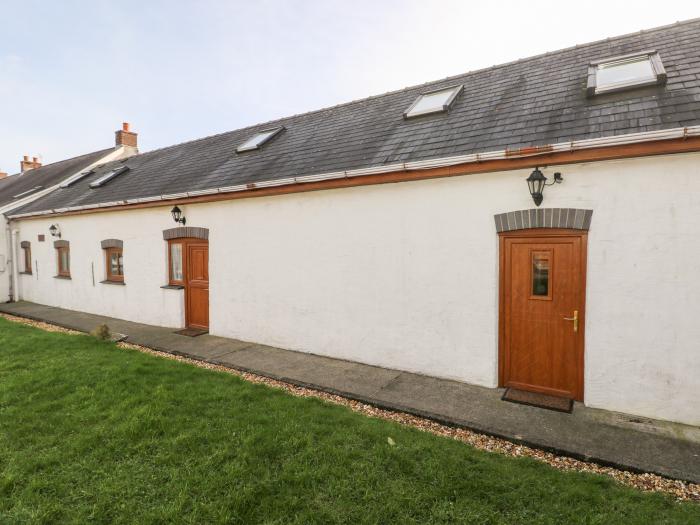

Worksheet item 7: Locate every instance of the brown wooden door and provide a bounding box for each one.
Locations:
[185,242,209,330]
[500,230,586,400]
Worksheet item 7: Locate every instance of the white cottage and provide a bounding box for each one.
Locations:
[6,20,700,426]
[0,124,138,302]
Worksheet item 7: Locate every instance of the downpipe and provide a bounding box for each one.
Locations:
[10,228,20,302]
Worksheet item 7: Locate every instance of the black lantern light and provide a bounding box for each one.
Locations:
[48,224,61,238]
[170,206,186,226]
[526,167,563,207]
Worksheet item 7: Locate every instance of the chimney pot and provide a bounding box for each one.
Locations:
[20,155,42,172]
[115,122,138,149]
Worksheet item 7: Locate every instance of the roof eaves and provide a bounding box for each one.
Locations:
[9,125,700,220]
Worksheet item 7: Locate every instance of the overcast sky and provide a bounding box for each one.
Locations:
[0,0,697,173]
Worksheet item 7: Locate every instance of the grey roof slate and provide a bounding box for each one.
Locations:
[0,148,113,210]
[13,19,700,216]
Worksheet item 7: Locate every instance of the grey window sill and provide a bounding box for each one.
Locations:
[100,280,125,286]
[161,284,184,290]
[54,275,72,280]
[19,272,33,276]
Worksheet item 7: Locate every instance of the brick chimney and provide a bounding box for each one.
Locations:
[0,171,7,179]
[115,122,138,148]
[20,155,42,172]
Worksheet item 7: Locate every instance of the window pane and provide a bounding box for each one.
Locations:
[597,57,655,88]
[532,254,549,296]
[170,243,183,281]
[405,86,461,118]
[110,251,124,276]
[60,249,70,273]
[236,128,282,152]
[410,90,453,114]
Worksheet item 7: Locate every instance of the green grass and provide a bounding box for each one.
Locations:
[0,318,697,524]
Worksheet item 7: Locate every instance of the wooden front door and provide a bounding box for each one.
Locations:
[499,229,586,400]
[185,242,209,330]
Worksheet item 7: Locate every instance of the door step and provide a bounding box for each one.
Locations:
[174,328,208,337]
[502,388,573,413]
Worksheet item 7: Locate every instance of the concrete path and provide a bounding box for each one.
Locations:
[2,300,699,483]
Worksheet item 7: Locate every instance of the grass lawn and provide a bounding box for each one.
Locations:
[0,317,698,524]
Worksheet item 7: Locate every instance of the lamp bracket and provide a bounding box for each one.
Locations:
[544,172,563,186]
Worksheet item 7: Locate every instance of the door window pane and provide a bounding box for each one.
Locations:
[532,253,550,297]
[170,243,183,282]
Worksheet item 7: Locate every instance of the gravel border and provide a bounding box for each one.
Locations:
[2,312,698,502]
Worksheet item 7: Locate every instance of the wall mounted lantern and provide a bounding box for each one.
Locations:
[170,206,186,226]
[48,224,61,238]
[526,167,563,207]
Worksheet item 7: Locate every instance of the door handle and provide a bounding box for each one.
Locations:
[563,310,579,333]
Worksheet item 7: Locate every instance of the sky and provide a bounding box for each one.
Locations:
[0,0,697,173]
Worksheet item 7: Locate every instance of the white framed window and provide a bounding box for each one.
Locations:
[89,166,130,188]
[60,170,94,188]
[236,127,285,153]
[403,85,463,119]
[587,51,666,96]
[13,186,43,199]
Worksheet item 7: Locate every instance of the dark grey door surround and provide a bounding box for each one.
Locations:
[494,208,593,233]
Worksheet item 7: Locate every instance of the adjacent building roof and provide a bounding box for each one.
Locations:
[12,18,700,217]
[0,148,113,210]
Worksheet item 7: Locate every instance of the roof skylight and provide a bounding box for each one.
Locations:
[236,127,285,153]
[89,166,129,188]
[404,85,463,119]
[587,51,667,96]
[59,170,94,188]
[13,186,44,199]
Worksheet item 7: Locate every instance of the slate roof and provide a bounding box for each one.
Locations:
[13,18,700,216]
[0,148,113,210]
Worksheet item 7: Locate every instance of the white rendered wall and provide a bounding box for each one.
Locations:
[15,210,184,328]
[0,224,9,302]
[13,152,700,425]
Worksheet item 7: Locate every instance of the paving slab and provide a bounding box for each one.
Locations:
[371,372,700,481]
[1,300,699,483]
[217,344,402,399]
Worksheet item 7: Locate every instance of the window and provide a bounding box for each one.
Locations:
[13,186,44,199]
[55,242,70,278]
[236,127,285,153]
[169,241,184,285]
[60,170,94,188]
[403,84,463,119]
[587,51,666,96]
[89,166,129,188]
[531,252,551,300]
[105,247,124,282]
[20,242,32,274]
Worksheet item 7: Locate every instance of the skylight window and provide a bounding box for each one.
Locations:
[89,166,129,188]
[236,127,285,153]
[13,186,43,199]
[587,51,667,96]
[59,170,94,188]
[404,85,463,119]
